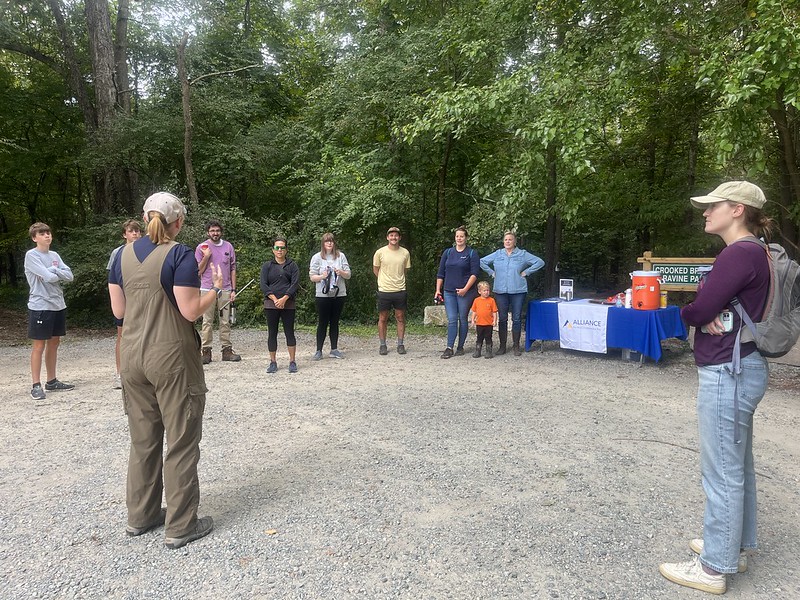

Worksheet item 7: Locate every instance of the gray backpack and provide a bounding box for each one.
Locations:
[732,238,800,358]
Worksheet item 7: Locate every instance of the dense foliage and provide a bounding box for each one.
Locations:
[1,0,798,325]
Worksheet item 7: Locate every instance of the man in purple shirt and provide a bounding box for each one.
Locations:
[195,220,240,363]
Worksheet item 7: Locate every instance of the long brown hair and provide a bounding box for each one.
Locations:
[320,232,340,259]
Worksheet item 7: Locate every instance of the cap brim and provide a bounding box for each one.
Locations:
[690,195,719,209]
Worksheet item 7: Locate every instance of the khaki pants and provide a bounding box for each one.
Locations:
[200,289,232,349]
[122,351,207,538]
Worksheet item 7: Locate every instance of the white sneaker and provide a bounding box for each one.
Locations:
[659,556,726,595]
[113,373,122,389]
[690,538,747,573]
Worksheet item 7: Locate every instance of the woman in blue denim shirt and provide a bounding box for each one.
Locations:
[435,226,480,358]
[659,182,772,595]
[479,231,544,356]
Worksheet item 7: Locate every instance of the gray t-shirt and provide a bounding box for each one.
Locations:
[25,248,74,310]
[309,251,351,297]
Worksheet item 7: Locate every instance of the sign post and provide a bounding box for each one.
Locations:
[637,252,714,291]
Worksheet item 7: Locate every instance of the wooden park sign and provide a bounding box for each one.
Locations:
[637,251,714,291]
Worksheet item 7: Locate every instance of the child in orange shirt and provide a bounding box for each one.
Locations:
[470,281,499,358]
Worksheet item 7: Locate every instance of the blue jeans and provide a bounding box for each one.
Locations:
[494,292,526,334]
[697,352,768,574]
[444,290,477,349]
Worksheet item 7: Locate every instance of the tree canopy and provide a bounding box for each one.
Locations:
[1,0,798,321]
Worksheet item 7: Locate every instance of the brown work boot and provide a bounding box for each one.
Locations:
[202,347,212,365]
[222,346,241,362]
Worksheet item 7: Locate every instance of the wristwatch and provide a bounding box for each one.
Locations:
[211,286,222,297]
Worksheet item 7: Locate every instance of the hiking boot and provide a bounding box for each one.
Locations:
[690,538,747,573]
[659,556,726,595]
[266,361,278,374]
[512,331,522,356]
[45,379,74,392]
[485,343,494,359]
[221,346,241,362]
[202,348,212,365]
[454,347,464,356]
[441,347,454,359]
[164,516,214,549]
[113,373,122,389]
[397,344,407,355]
[379,344,388,356]
[30,384,46,400]
[495,343,506,356]
[329,349,345,359]
[126,508,167,537]
[312,350,323,361]
[288,361,298,373]
[472,344,482,358]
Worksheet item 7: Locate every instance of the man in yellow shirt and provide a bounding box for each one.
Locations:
[372,226,411,355]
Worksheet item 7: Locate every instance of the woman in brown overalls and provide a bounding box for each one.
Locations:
[108,192,223,549]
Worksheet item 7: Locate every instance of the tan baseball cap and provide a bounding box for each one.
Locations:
[690,181,766,209]
[142,192,187,224]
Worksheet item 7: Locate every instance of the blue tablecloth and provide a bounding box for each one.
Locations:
[525,300,687,361]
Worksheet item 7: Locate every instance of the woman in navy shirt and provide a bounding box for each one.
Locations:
[435,226,480,358]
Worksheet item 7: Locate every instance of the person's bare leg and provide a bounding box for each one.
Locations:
[395,309,406,342]
[288,346,296,362]
[44,337,60,382]
[30,339,46,384]
[378,310,389,342]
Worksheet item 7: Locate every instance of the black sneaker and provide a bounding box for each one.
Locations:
[441,348,454,359]
[126,508,167,537]
[164,516,214,549]
[30,384,46,400]
[397,344,407,355]
[454,347,465,356]
[379,345,388,356]
[45,379,75,392]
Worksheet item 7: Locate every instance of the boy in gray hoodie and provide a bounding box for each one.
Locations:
[24,222,75,399]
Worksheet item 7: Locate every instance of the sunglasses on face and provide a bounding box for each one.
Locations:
[273,246,287,250]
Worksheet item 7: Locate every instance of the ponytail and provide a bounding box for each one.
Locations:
[146,211,172,244]
[742,205,775,240]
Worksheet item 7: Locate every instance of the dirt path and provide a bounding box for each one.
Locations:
[1,329,799,599]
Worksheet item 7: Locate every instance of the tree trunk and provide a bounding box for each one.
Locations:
[768,97,800,252]
[114,0,131,113]
[46,0,96,130]
[178,33,199,211]
[85,0,116,128]
[436,131,454,225]
[543,140,560,296]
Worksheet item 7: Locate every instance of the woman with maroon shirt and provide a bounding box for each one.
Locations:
[660,182,772,595]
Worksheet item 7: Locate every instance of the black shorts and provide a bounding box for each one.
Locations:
[28,309,67,340]
[377,291,408,312]
[113,317,124,327]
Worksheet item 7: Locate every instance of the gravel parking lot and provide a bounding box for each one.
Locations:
[1,329,799,599]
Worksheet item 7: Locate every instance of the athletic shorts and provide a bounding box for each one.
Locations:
[28,309,67,340]
[376,291,408,312]
[113,317,124,327]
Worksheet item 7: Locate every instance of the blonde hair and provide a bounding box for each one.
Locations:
[477,281,491,292]
[146,211,174,244]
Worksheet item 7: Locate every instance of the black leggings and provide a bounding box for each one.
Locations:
[265,308,296,352]
[315,296,346,351]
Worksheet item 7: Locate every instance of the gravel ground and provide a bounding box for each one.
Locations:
[1,329,799,599]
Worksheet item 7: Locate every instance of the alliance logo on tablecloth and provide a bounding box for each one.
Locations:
[562,319,604,329]
[557,302,609,353]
